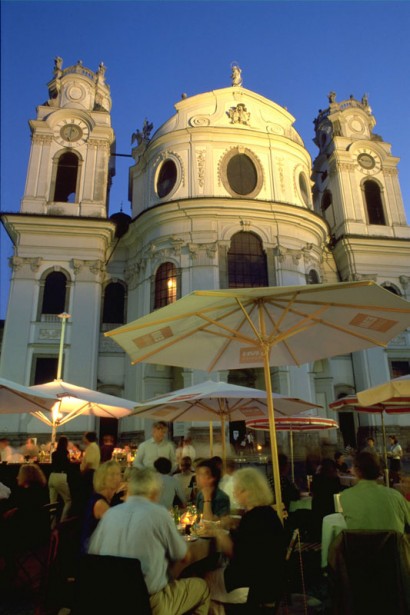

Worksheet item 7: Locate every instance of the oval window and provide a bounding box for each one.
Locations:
[227,154,257,196]
[157,159,177,198]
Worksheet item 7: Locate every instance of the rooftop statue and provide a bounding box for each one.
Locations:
[131,118,154,146]
[231,63,243,87]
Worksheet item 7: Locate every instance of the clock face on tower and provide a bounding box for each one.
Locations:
[355,148,381,175]
[54,119,89,146]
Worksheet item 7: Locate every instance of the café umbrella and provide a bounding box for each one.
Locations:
[0,376,58,414]
[29,379,139,443]
[105,281,410,521]
[133,379,322,462]
[246,416,339,482]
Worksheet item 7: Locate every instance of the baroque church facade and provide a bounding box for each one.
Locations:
[1,59,409,448]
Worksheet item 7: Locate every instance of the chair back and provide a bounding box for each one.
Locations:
[328,529,410,614]
[71,553,152,615]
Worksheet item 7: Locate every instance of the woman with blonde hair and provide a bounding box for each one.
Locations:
[203,467,287,610]
[80,459,123,553]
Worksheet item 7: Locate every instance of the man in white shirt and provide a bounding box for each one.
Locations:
[89,467,210,615]
[0,438,14,463]
[133,421,176,470]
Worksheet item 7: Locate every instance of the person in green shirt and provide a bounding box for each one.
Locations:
[340,452,410,533]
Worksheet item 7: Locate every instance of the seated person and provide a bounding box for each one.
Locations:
[173,456,196,502]
[89,467,210,615]
[219,459,241,512]
[334,451,350,474]
[81,460,123,553]
[278,453,300,512]
[340,451,410,532]
[311,458,342,540]
[202,467,287,609]
[195,458,230,520]
[153,456,187,510]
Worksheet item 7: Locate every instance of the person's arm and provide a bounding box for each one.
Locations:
[93,497,110,520]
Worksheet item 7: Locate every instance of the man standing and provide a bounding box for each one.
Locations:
[89,467,210,615]
[133,421,176,470]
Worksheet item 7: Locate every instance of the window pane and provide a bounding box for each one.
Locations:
[42,272,67,314]
[228,232,268,288]
[157,160,177,198]
[103,282,126,323]
[227,154,257,195]
[155,262,177,308]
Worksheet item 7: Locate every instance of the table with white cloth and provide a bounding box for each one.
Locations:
[339,474,356,487]
[321,512,347,568]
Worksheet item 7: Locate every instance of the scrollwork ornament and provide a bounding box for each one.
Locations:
[189,116,211,127]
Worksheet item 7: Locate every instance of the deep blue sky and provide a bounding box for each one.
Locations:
[1,0,409,319]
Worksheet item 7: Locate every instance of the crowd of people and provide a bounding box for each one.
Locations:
[0,422,409,614]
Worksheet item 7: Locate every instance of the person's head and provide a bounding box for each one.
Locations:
[0,437,10,449]
[195,458,221,491]
[56,436,69,453]
[93,460,122,493]
[319,458,338,477]
[102,435,115,446]
[179,456,193,472]
[84,431,97,445]
[388,435,398,445]
[154,456,172,475]
[366,437,375,447]
[233,467,274,510]
[334,451,345,465]
[353,451,381,480]
[210,456,223,472]
[152,421,168,443]
[17,463,47,488]
[126,467,162,501]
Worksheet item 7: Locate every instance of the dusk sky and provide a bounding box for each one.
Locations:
[1,0,409,319]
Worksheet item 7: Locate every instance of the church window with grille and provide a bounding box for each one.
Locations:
[154,262,178,309]
[41,271,67,314]
[227,154,257,196]
[102,282,126,324]
[228,232,268,288]
[53,152,79,203]
[364,180,386,225]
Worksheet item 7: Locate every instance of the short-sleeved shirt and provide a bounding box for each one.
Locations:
[196,487,230,517]
[133,438,176,470]
[158,474,187,509]
[340,479,410,533]
[81,441,101,472]
[88,495,187,594]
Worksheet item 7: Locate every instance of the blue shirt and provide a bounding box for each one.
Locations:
[196,487,230,517]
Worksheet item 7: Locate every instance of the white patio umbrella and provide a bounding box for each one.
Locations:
[30,379,139,443]
[0,376,58,414]
[246,416,339,482]
[106,281,410,521]
[134,379,322,462]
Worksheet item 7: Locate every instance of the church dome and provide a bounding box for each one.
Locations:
[129,85,313,215]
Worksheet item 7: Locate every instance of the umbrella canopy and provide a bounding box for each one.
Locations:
[30,379,139,442]
[0,377,58,414]
[134,380,322,461]
[106,281,410,521]
[246,416,339,481]
[357,374,410,407]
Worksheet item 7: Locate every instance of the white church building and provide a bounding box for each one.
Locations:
[1,59,409,452]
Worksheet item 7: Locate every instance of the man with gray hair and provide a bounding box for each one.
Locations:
[133,420,176,470]
[89,467,210,615]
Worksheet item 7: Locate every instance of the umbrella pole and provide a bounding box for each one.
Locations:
[381,412,389,487]
[209,421,213,456]
[290,428,295,484]
[262,350,284,525]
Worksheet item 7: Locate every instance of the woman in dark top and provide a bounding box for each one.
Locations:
[203,467,287,608]
[195,458,230,520]
[311,458,342,540]
[48,435,72,521]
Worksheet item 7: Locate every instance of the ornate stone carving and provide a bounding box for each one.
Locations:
[39,328,61,340]
[240,219,251,229]
[170,237,184,255]
[228,103,250,125]
[9,256,43,272]
[189,115,210,127]
[32,134,53,145]
[231,64,243,87]
[277,157,285,192]
[383,167,398,177]
[197,150,206,187]
[399,275,410,290]
[266,124,285,135]
[205,244,217,259]
[153,150,185,186]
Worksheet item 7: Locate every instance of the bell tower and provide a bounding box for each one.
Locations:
[22,57,115,218]
[312,92,410,287]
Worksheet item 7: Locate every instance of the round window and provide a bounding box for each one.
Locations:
[157,159,177,198]
[227,154,258,196]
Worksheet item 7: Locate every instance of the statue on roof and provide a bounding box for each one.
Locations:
[231,63,243,87]
[131,118,154,146]
[328,91,336,104]
[54,56,63,71]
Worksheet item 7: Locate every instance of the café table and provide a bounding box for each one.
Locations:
[170,535,218,578]
[321,512,347,569]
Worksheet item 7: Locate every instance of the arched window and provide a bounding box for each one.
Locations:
[306,270,320,284]
[53,152,79,203]
[299,173,310,206]
[157,159,178,198]
[154,262,178,309]
[228,232,268,288]
[41,271,67,314]
[364,180,385,225]
[102,282,126,324]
